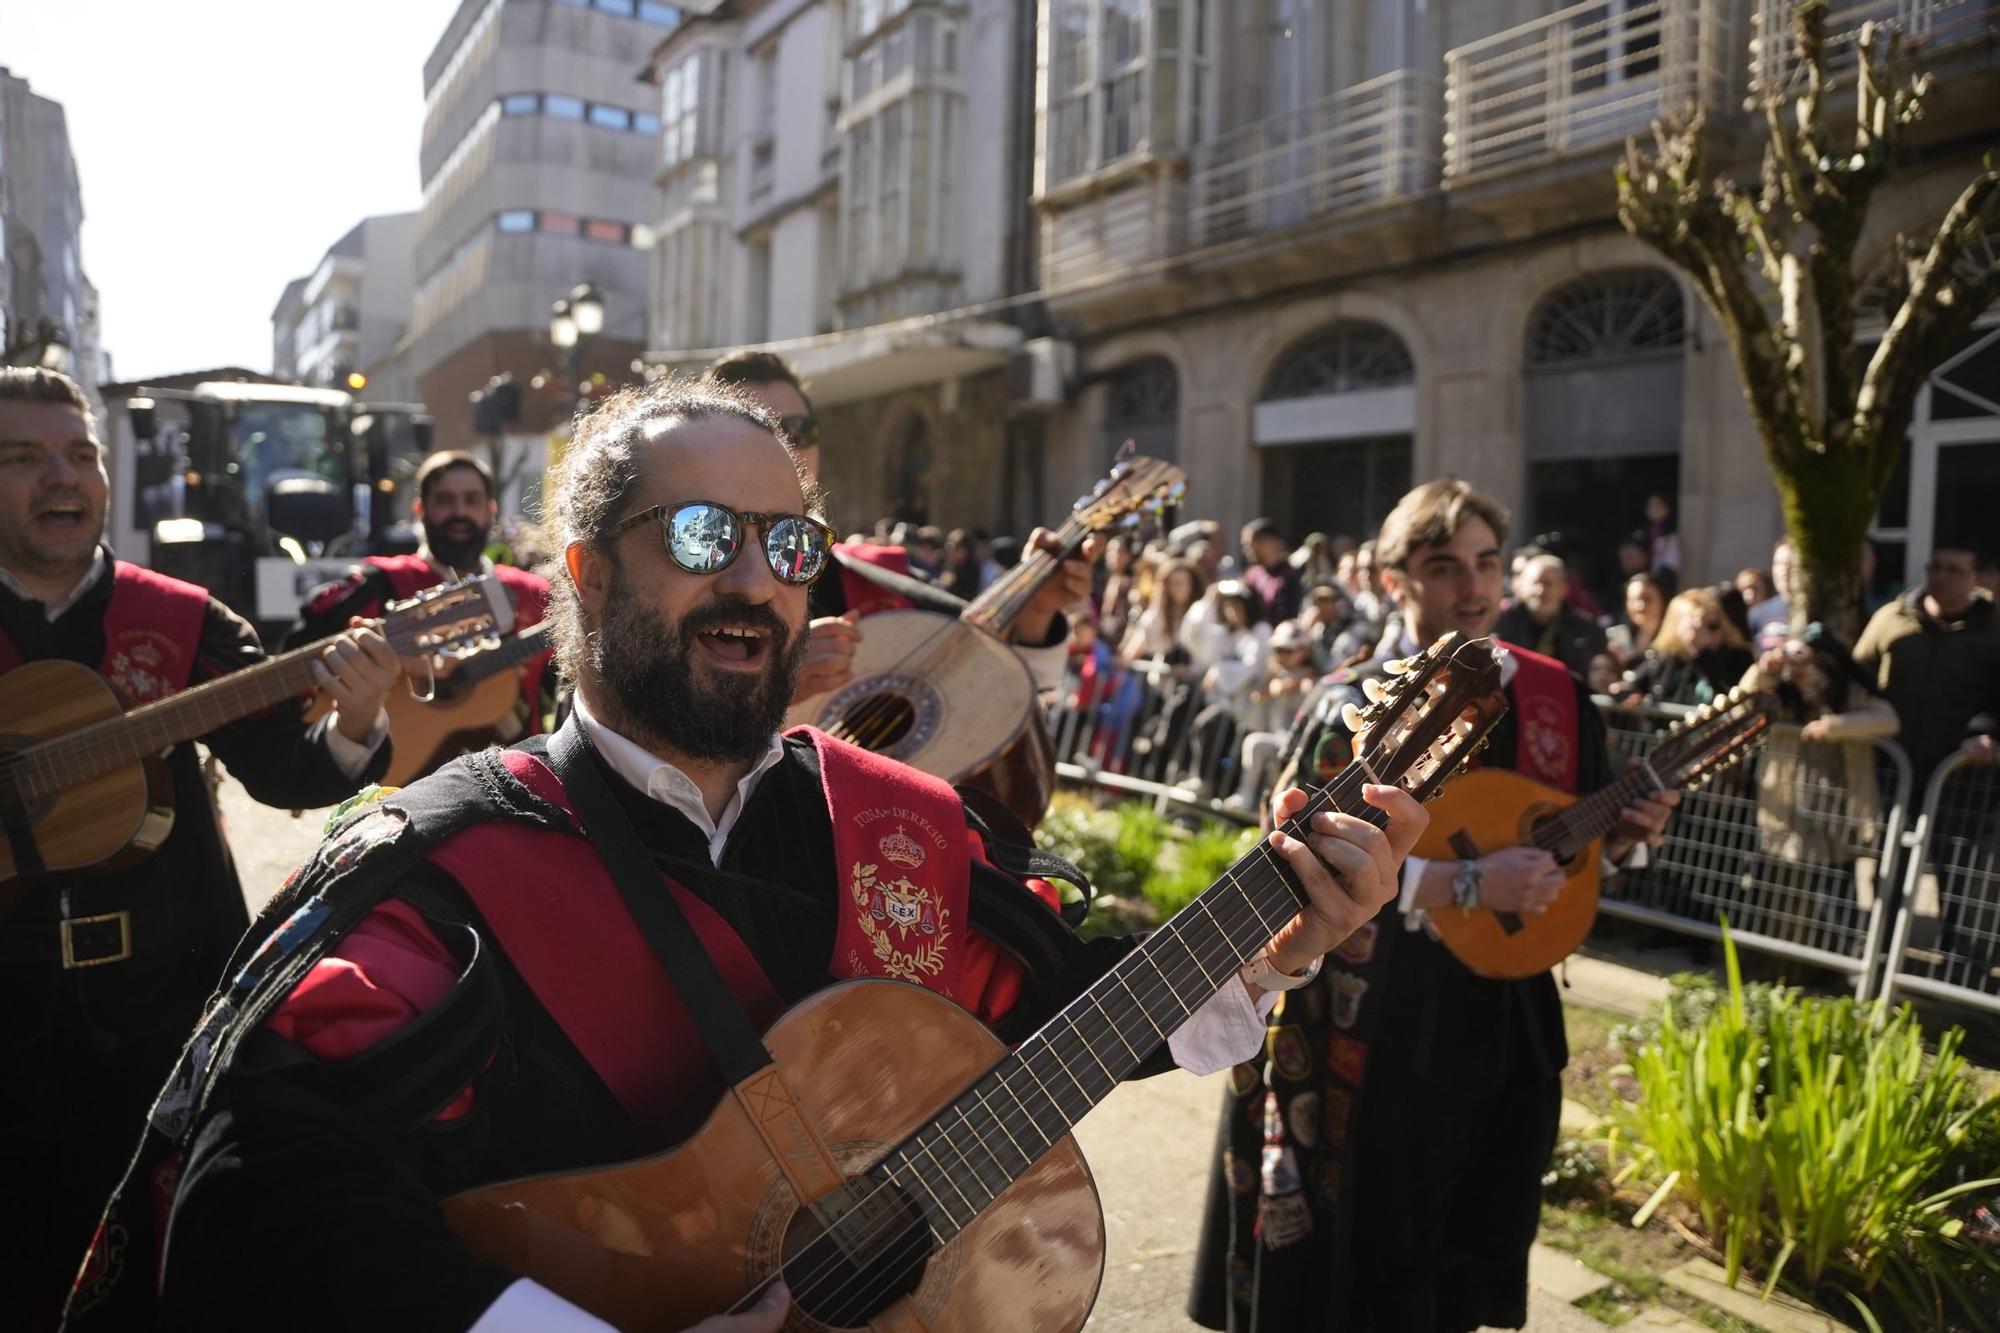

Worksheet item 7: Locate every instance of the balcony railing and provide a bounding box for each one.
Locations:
[1444,0,1731,181]
[1189,70,1436,249]
[1749,0,1998,92]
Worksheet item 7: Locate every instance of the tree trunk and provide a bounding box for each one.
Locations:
[1772,444,1875,643]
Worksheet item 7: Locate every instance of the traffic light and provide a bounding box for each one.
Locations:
[346,371,368,391]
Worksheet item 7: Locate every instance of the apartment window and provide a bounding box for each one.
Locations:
[546,93,586,121]
[597,0,636,14]
[589,103,632,130]
[501,93,540,116]
[634,110,661,135]
[585,218,628,244]
[639,2,681,25]
[852,0,913,43]
[540,211,581,235]
[661,50,721,168]
[1041,0,1199,188]
[497,209,536,233]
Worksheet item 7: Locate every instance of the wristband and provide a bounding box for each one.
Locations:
[1451,859,1484,910]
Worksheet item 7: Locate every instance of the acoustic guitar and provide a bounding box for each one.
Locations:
[786,456,1186,829]
[0,575,515,919]
[375,622,552,787]
[442,633,1510,1332]
[1420,684,1777,979]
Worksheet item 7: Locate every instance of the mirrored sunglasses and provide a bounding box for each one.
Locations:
[608,501,836,586]
[778,413,823,447]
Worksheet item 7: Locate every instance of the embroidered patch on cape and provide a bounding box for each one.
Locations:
[1332,972,1370,1030]
[1333,920,1378,964]
[1324,1087,1354,1150]
[1327,1032,1368,1087]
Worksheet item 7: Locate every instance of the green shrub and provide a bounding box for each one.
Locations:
[1034,796,1258,925]
[1613,929,2000,1331]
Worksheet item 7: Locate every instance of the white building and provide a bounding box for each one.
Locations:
[1,66,105,414]
[644,0,1048,534]
[274,213,419,399]
[1025,0,2000,599]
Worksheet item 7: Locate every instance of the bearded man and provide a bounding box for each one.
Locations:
[287,451,554,749]
[68,379,1428,1331]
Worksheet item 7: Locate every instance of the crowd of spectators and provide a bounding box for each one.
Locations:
[847,503,1998,821]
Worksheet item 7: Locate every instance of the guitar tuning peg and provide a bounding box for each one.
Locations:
[1382,656,1411,676]
[1361,677,1388,704]
[1341,703,1367,733]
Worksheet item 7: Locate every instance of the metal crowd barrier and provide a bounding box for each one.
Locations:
[1593,699,1909,998]
[1880,753,2000,1015]
[1046,658,1262,825]
[1045,680,1937,1004]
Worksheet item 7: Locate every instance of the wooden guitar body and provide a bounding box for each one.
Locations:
[380,667,521,787]
[0,659,175,893]
[443,979,1105,1332]
[786,610,1054,827]
[1415,766,1601,979]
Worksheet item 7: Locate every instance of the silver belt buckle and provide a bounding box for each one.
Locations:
[60,911,134,968]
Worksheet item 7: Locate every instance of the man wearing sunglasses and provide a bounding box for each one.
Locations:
[73,377,1431,1332]
[703,350,1084,705]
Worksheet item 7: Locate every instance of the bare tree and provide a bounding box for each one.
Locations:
[1617,0,1999,639]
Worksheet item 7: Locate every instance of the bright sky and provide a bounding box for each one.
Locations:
[7,0,462,381]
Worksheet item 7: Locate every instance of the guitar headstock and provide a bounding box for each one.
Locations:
[378,574,518,658]
[1649,686,1777,792]
[1333,632,1510,805]
[1070,456,1188,535]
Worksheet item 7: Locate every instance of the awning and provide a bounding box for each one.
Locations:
[650,318,1022,408]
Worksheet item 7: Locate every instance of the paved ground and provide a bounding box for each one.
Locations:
[213,765,1664,1330]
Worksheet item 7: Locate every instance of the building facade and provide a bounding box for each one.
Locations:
[273,213,420,400]
[642,0,1048,537]
[405,0,682,449]
[1027,0,2000,598]
[1,66,105,413]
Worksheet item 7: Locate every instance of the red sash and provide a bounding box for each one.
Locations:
[800,725,974,1007]
[835,543,915,619]
[364,555,553,724]
[1507,645,1581,793]
[424,731,973,1129]
[0,561,208,703]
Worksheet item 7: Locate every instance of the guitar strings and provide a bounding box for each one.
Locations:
[720,763,1388,1320]
[737,661,1495,1318]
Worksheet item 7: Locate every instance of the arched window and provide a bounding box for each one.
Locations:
[1101,356,1178,462]
[1262,320,1415,399]
[1254,320,1415,547]
[1523,269,1686,608]
[1525,268,1684,366]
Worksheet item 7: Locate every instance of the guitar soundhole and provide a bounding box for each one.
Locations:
[780,1182,936,1328]
[818,674,941,760]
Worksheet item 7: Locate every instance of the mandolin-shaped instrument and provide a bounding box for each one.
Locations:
[0,575,517,920]
[443,633,1509,1332]
[1421,684,1777,979]
[786,456,1186,829]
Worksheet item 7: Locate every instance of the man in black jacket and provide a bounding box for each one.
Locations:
[1191,479,1675,1333]
[0,368,398,1329]
[1494,550,1607,678]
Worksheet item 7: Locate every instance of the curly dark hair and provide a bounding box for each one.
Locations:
[540,375,826,683]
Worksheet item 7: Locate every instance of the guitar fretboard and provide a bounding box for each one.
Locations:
[865,770,1383,1245]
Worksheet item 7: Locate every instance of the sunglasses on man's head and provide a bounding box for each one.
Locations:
[778,414,822,447]
[607,501,837,586]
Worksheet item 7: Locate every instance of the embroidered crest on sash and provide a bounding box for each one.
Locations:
[104,628,186,704]
[1520,693,1575,785]
[847,817,953,983]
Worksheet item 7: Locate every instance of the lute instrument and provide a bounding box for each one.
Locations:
[442,633,1509,1332]
[0,575,516,918]
[1421,683,1777,979]
[787,456,1186,829]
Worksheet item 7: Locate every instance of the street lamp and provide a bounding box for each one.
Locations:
[549,282,604,427]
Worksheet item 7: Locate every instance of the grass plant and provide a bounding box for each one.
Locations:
[1611,927,2000,1331]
